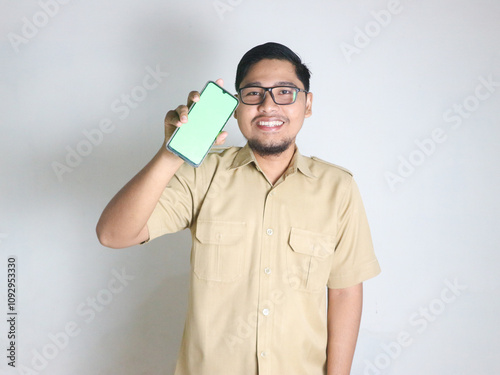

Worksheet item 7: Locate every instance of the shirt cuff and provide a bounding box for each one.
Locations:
[327,259,381,289]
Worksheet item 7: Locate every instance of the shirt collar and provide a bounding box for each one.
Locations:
[295,149,316,179]
[229,143,255,170]
[229,143,317,179]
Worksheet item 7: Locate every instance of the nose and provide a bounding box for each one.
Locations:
[258,90,278,112]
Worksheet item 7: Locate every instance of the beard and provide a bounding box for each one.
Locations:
[247,137,294,157]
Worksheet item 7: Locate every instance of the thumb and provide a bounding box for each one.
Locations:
[215,78,224,87]
[214,131,228,146]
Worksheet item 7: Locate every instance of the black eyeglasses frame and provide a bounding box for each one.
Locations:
[237,85,309,106]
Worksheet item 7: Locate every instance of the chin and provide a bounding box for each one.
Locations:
[247,138,293,157]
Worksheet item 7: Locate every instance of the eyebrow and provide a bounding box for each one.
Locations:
[243,81,300,88]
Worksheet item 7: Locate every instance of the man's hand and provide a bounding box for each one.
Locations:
[163,78,228,149]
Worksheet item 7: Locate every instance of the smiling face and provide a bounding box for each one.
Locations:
[234,59,313,157]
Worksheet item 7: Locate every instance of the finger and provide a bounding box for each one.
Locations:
[165,104,188,127]
[214,131,228,146]
[215,78,224,87]
[175,104,190,125]
[186,90,200,109]
[164,109,182,127]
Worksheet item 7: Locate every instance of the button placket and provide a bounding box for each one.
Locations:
[257,188,276,374]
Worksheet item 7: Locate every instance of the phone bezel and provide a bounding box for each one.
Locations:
[166,81,238,167]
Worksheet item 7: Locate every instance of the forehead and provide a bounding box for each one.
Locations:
[241,59,302,88]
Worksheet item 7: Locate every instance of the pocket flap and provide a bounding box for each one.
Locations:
[289,227,335,258]
[196,221,246,245]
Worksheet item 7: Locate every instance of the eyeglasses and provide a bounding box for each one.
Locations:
[238,85,308,105]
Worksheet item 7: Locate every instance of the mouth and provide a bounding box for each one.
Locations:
[254,116,286,132]
[257,120,284,128]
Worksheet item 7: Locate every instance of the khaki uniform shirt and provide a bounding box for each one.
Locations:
[146,144,381,375]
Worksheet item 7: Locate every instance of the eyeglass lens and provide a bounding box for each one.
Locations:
[240,87,298,105]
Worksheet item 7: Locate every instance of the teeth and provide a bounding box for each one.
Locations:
[258,121,283,127]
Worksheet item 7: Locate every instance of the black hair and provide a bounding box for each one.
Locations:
[235,42,311,92]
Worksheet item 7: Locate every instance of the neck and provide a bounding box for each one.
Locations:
[251,144,296,185]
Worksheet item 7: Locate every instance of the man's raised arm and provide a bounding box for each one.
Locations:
[96,80,227,248]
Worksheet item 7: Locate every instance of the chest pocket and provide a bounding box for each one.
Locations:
[194,221,246,282]
[286,227,335,292]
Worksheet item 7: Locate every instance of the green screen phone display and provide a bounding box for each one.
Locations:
[166,81,239,167]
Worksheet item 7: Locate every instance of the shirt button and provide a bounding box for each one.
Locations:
[264,267,271,275]
[262,308,270,316]
[266,228,273,235]
[260,351,267,358]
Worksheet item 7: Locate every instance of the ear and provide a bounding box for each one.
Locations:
[304,92,313,118]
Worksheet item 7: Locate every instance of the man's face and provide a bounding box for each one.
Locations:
[234,59,313,156]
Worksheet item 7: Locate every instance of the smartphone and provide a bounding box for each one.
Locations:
[166,81,239,167]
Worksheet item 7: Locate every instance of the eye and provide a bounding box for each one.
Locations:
[242,88,263,97]
[277,88,294,95]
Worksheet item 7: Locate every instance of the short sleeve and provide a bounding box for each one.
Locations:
[327,178,381,288]
[145,163,197,242]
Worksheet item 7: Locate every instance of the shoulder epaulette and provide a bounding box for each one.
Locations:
[311,156,353,176]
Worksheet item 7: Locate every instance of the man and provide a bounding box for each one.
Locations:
[97,42,381,375]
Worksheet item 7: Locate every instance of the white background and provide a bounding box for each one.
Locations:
[1,0,499,374]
